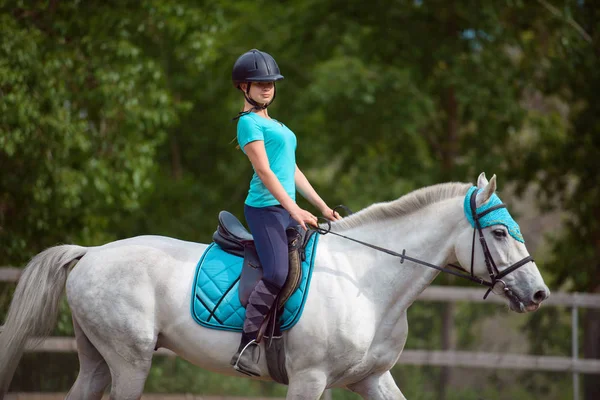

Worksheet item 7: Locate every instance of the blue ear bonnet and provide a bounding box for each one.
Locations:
[463,186,524,243]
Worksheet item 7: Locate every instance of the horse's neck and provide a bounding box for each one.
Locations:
[329,197,463,320]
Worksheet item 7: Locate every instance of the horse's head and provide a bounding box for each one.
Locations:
[454,173,550,313]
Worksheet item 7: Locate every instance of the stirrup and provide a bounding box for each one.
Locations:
[232,340,261,377]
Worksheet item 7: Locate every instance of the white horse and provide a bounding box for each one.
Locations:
[0,173,549,399]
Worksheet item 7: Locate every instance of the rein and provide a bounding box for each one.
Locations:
[314,192,534,300]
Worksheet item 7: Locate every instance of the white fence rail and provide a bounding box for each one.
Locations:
[420,285,600,309]
[0,267,21,282]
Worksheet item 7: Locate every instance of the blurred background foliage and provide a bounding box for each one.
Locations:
[1,0,599,398]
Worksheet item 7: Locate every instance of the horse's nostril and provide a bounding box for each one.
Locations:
[533,289,548,304]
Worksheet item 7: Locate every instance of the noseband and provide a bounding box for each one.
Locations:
[314,190,534,300]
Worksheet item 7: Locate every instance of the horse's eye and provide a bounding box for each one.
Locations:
[493,229,507,239]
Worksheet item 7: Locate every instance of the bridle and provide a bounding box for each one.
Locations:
[462,188,534,299]
[313,189,534,300]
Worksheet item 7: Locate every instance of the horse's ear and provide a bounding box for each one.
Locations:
[476,174,497,207]
[477,172,488,189]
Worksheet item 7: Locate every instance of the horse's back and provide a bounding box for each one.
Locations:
[67,235,204,288]
[90,235,207,261]
[68,234,208,297]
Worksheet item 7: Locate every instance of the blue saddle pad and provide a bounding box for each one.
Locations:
[190,233,319,332]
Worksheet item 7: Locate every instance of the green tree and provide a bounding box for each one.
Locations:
[504,1,600,398]
[0,0,192,262]
[0,0,229,392]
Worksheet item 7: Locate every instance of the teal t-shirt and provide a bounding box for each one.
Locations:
[237,112,297,207]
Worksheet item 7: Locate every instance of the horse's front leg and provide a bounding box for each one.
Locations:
[286,369,328,400]
[348,370,406,400]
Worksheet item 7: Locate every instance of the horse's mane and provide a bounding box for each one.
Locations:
[332,182,472,231]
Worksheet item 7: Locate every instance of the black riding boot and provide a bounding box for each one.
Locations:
[231,279,280,376]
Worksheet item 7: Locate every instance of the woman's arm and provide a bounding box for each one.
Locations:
[295,165,341,221]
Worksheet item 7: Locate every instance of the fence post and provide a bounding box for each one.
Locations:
[572,303,579,400]
[439,302,456,400]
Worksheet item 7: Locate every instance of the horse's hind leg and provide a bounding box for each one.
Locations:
[66,317,111,400]
[286,370,328,399]
[99,330,154,399]
[347,371,406,400]
[106,357,152,400]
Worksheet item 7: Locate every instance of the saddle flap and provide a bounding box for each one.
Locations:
[276,227,304,309]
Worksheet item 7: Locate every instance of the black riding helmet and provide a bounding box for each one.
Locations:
[232,49,284,86]
[232,49,284,112]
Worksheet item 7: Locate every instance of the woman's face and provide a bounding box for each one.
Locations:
[243,81,275,105]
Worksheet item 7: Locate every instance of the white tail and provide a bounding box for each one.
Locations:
[0,245,88,397]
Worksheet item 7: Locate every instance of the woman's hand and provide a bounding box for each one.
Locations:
[320,206,342,222]
[289,206,319,230]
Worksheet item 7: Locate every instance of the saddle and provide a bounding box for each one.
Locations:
[212,211,315,310]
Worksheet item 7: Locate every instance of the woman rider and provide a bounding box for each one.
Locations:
[230,49,341,376]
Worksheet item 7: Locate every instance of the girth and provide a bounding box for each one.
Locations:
[212,211,315,309]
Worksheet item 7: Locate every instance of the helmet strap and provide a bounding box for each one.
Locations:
[242,82,276,111]
[232,83,277,121]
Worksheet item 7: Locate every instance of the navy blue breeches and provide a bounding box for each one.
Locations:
[244,204,296,289]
